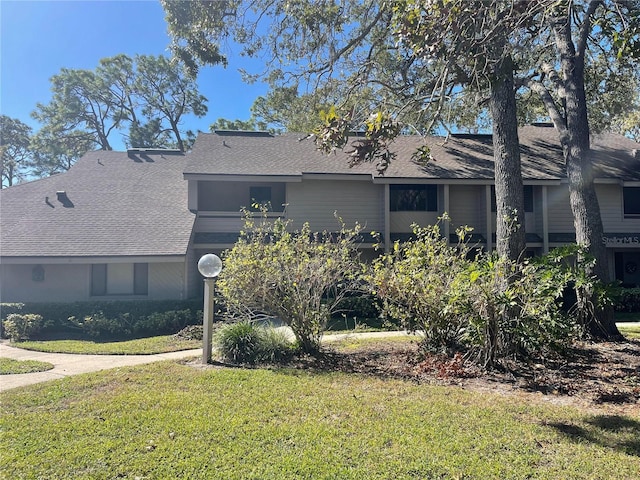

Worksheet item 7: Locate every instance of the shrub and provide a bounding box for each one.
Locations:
[3,313,44,342]
[214,322,296,365]
[256,326,296,363]
[214,322,265,364]
[218,209,365,353]
[369,221,584,367]
[368,221,472,352]
[613,287,640,312]
[1,300,203,339]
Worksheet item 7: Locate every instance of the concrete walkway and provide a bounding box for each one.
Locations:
[0,330,415,392]
[1,325,636,392]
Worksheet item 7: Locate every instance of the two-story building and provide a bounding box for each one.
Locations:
[1,123,639,303]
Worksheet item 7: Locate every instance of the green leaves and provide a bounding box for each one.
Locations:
[218,209,365,353]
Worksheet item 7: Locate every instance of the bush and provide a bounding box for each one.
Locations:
[1,300,203,339]
[614,288,640,312]
[3,313,44,342]
[218,209,365,353]
[214,322,295,365]
[369,221,584,367]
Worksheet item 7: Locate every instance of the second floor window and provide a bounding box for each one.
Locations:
[390,184,438,211]
[624,187,640,218]
[250,186,272,210]
[491,185,534,213]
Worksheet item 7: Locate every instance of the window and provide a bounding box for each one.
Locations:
[390,184,437,211]
[250,186,272,210]
[491,185,533,213]
[91,263,148,296]
[623,187,640,218]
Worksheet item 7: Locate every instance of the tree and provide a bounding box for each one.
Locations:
[162,0,638,338]
[30,54,207,175]
[209,117,267,132]
[523,0,639,338]
[29,127,95,177]
[134,54,208,151]
[0,115,32,188]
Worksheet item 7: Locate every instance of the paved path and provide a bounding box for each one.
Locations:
[0,330,415,392]
[1,325,636,392]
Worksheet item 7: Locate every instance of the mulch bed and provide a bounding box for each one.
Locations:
[284,338,640,413]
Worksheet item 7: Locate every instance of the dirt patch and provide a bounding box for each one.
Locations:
[284,338,640,414]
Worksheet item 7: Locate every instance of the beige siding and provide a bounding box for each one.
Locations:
[390,212,439,232]
[449,185,486,234]
[198,181,286,212]
[286,180,384,232]
[195,214,244,233]
[597,184,640,233]
[0,264,89,302]
[149,263,186,299]
[547,185,575,233]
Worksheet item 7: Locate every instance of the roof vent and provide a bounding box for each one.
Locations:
[56,191,67,201]
[633,149,639,160]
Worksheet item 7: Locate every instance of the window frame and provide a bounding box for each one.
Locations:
[91,263,148,297]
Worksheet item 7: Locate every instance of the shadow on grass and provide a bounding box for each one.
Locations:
[548,415,640,456]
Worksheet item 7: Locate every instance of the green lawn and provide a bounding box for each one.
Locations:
[0,358,54,375]
[1,361,638,479]
[13,335,200,355]
[619,324,640,339]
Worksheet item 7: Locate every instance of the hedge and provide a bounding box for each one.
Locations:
[0,299,204,340]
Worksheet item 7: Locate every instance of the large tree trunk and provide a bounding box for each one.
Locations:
[484,53,527,366]
[553,11,621,339]
[490,54,526,262]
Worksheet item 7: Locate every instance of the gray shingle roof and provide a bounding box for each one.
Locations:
[185,124,640,181]
[1,150,195,259]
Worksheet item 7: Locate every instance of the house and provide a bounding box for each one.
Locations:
[1,124,639,303]
[0,149,196,302]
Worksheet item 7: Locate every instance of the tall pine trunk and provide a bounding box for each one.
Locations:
[553,13,621,339]
[484,52,527,366]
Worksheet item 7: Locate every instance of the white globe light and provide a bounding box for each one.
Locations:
[198,254,223,278]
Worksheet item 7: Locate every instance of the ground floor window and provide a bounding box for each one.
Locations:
[614,251,640,288]
[91,263,148,296]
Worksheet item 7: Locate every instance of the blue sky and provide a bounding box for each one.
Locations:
[0,0,269,149]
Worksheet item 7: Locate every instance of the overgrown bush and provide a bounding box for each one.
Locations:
[218,209,365,353]
[3,313,45,342]
[614,287,640,312]
[214,322,294,364]
[369,221,587,367]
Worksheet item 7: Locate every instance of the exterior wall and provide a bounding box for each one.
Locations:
[449,185,486,234]
[286,179,384,232]
[0,261,187,303]
[198,181,286,212]
[597,184,640,234]
[1,263,89,303]
[547,185,575,233]
[390,211,439,232]
[194,214,244,233]
[148,263,186,299]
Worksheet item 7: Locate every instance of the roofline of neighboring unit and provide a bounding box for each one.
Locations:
[0,255,187,265]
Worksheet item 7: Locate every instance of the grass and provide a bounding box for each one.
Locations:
[1,361,638,479]
[0,358,54,375]
[618,324,640,339]
[13,335,199,355]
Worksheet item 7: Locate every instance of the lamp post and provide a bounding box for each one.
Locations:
[198,253,223,364]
